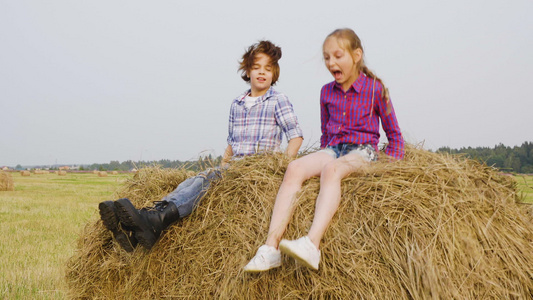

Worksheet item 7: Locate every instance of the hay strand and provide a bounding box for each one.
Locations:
[66,146,533,299]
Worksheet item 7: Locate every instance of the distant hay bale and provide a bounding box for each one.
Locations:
[21,171,30,176]
[93,170,99,174]
[98,171,108,177]
[58,171,67,176]
[65,146,533,299]
[0,172,14,191]
[111,171,119,175]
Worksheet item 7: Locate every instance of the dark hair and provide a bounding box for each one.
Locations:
[238,40,282,85]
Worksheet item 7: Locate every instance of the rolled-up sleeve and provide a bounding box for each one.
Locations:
[274,94,303,141]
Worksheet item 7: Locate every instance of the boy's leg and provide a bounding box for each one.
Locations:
[163,169,222,218]
[114,169,221,250]
[98,200,138,252]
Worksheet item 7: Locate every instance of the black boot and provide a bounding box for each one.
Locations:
[114,198,181,250]
[98,200,138,252]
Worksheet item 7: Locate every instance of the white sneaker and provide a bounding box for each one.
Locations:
[243,245,281,272]
[279,236,321,270]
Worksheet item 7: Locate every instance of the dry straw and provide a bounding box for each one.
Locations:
[20,171,30,176]
[0,172,14,191]
[66,146,533,299]
[58,171,67,176]
[98,171,108,177]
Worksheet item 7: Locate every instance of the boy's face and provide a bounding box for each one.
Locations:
[247,53,273,97]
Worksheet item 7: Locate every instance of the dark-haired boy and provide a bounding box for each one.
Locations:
[99,40,304,251]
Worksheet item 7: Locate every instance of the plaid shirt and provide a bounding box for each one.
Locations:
[228,88,303,156]
[320,73,405,159]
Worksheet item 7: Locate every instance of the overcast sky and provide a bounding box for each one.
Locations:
[1,0,532,166]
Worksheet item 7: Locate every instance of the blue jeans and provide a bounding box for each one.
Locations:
[161,168,222,218]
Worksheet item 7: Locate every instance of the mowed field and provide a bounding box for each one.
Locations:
[0,171,532,299]
[0,171,132,299]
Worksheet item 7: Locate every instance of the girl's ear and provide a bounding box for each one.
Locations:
[352,48,363,64]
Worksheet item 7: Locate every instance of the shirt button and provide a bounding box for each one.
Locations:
[344,95,347,98]
[338,126,341,130]
[343,112,346,116]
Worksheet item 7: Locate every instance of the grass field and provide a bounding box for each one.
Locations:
[0,171,531,299]
[0,171,132,299]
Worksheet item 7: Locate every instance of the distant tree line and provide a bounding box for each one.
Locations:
[82,155,223,172]
[437,141,533,174]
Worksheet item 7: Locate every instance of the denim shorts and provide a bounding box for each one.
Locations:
[319,143,377,162]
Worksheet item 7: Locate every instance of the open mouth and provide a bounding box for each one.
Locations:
[332,70,342,80]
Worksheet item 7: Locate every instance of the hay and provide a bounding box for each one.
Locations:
[0,172,14,191]
[20,171,30,176]
[98,171,108,177]
[66,146,533,299]
[111,171,119,175]
[58,171,67,176]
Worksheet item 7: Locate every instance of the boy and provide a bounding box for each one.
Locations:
[99,40,304,251]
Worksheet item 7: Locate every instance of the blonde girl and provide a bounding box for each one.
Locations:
[244,28,405,272]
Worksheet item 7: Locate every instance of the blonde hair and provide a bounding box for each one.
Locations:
[325,28,392,115]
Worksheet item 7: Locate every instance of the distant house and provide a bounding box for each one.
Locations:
[2,166,9,171]
[59,166,70,170]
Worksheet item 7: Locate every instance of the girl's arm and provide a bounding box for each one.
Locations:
[378,95,405,159]
[319,87,330,148]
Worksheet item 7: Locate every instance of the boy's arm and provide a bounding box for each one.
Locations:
[285,137,303,158]
[221,145,233,166]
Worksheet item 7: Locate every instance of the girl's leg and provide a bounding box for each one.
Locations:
[307,152,369,248]
[265,151,334,248]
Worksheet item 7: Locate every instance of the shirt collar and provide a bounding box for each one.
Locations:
[236,87,276,103]
[333,71,365,93]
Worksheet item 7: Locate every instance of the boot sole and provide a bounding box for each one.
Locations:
[99,201,137,252]
[114,199,158,250]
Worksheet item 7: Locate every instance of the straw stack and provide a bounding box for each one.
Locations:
[65,146,533,299]
[0,172,14,191]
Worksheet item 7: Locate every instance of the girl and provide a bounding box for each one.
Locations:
[244,28,405,272]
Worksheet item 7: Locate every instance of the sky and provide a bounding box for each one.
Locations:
[1,0,532,167]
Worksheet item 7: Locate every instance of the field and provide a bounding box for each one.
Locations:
[0,171,532,299]
[0,171,132,299]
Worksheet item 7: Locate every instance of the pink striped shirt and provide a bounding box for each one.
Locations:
[320,72,405,159]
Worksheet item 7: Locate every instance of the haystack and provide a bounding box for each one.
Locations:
[111,171,119,175]
[20,171,30,176]
[98,171,108,177]
[0,171,14,191]
[58,170,67,176]
[66,146,533,299]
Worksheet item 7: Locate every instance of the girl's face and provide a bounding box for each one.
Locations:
[323,37,362,91]
[247,53,274,97]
